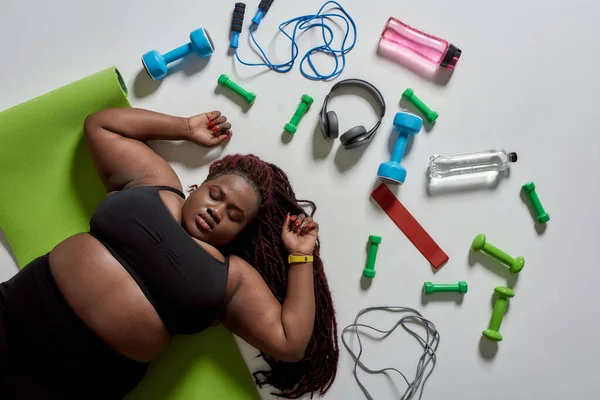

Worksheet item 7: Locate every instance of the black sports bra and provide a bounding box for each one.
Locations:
[89,186,229,335]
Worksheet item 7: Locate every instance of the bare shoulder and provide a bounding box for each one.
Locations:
[225,255,263,299]
[229,255,260,279]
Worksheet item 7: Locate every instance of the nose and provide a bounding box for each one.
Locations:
[207,207,222,224]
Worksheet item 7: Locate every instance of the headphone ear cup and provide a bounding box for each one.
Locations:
[326,111,339,139]
[319,114,330,140]
[340,125,367,146]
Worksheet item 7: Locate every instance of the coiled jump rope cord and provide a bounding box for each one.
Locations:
[341,306,440,400]
[234,1,357,81]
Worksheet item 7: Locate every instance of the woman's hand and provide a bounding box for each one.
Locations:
[187,111,232,147]
[281,213,319,257]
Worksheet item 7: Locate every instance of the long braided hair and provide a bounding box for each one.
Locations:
[206,154,339,398]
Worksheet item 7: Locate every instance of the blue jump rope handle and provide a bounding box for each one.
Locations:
[230,3,246,48]
[252,0,274,26]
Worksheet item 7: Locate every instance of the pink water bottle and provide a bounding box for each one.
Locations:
[378,17,461,77]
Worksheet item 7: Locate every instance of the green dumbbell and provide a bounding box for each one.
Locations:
[362,235,382,278]
[423,281,468,295]
[217,74,257,105]
[284,94,314,134]
[471,234,525,275]
[402,88,438,123]
[522,182,550,223]
[483,286,515,342]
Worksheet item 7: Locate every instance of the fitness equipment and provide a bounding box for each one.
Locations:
[362,235,382,279]
[483,287,515,341]
[379,17,462,73]
[402,88,439,123]
[284,94,314,134]
[142,28,215,80]
[377,112,422,184]
[522,182,550,223]
[342,306,440,400]
[251,0,275,26]
[371,184,449,269]
[217,74,257,105]
[423,281,468,295]
[471,234,525,275]
[229,3,247,49]
[234,1,357,81]
[319,79,386,149]
[429,148,517,179]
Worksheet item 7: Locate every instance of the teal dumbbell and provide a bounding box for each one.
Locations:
[471,234,525,275]
[423,281,468,295]
[483,286,515,342]
[142,28,215,80]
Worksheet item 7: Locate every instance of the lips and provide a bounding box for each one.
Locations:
[196,211,215,232]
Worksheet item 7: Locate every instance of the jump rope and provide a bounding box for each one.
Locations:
[229,0,357,81]
[341,306,440,400]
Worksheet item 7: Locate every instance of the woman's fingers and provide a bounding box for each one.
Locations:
[208,115,227,129]
[285,214,319,235]
[300,217,314,234]
[204,111,221,124]
[213,133,231,144]
[293,214,307,234]
[282,213,292,235]
[211,121,232,135]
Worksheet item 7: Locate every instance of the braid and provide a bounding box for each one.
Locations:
[207,154,339,398]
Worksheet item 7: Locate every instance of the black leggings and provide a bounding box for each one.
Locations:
[0,255,148,399]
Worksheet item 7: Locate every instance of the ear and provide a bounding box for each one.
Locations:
[187,184,199,193]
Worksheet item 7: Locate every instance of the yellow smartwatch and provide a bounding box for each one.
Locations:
[288,254,314,264]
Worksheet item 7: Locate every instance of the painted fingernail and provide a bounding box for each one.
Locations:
[207,121,215,128]
[291,216,296,221]
[212,126,220,132]
[295,221,301,227]
[209,115,216,122]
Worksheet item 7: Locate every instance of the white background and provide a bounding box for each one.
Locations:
[2,0,600,399]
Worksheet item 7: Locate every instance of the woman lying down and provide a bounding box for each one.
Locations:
[0,108,338,399]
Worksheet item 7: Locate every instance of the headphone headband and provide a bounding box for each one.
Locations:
[319,79,387,148]
[327,79,386,118]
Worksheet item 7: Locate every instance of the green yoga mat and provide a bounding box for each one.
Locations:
[0,67,259,400]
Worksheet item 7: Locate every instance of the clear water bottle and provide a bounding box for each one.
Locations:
[429,149,518,179]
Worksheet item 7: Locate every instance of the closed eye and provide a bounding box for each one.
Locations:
[209,187,220,201]
[228,211,242,223]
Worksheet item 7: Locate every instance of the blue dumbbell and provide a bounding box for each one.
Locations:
[142,28,215,80]
[377,112,423,184]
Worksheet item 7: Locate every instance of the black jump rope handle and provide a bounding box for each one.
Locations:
[258,0,274,13]
[231,3,246,33]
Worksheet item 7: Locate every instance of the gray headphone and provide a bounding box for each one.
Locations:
[319,79,387,149]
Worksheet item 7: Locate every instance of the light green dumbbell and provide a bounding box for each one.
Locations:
[423,281,468,295]
[471,234,524,275]
[483,286,515,342]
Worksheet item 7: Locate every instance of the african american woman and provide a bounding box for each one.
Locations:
[0,108,338,399]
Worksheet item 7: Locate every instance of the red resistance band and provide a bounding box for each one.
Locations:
[371,183,449,269]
